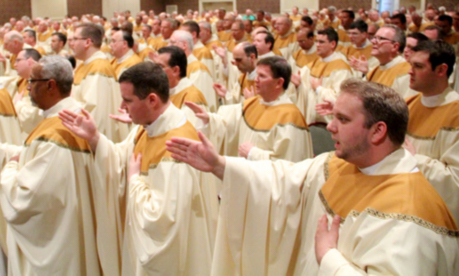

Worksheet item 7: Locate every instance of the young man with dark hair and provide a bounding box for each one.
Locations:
[72,23,129,142]
[60,62,218,275]
[168,77,459,275]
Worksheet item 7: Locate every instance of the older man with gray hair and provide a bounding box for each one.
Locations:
[0,55,120,275]
[169,29,217,111]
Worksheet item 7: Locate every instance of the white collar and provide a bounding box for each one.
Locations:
[359,148,419,175]
[143,103,187,137]
[259,92,291,106]
[117,49,135,64]
[169,78,193,96]
[84,51,107,65]
[379,55,404,70]
[421,86,459,107]
[43,97,81,118]
[258,51,275,59]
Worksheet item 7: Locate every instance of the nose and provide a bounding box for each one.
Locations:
[326,119,336,133]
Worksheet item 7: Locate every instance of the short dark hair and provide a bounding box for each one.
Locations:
[121,30,134,48]
[121,21,134,35]
[241,42,258,59]
[119,62,169,102]
[257,31,274,51]
[257,56,291,90]
[390,13,407,24]
[23,48,41,61]
[438,15,453,26]
[342,10,355,19]
[407,32,428,42]
[382,25,406,53]
[413,40,456,77]
[158,46,187,78]
[53,32,67,46]
[317,27,338,48]
[182,21,200,37]
[340,78,408,146]
[349,19,368,33]
[424,25,444,40]
[75,23,104,48]
[301,16,313,26]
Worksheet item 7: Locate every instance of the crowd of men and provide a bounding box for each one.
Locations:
[0,3,456,275]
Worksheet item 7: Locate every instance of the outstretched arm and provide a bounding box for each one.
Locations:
[166,131,226,179]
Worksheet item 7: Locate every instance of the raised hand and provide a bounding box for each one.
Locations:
[109,108,132,124]
[310,76,323,91]
[128,153,142,179]
[243,86,256,99]
[315,214,341,265]
[315,99,335,116]
[349,55,369,75]
[166,131,226,179]
[213,83,228,98]
[290,70,302,88]
[13,90,24,104]
[59,108,100,151]
[184,101,210,124]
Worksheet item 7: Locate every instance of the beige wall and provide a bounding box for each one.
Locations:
[102,0,141,19]
[31,0,67,20]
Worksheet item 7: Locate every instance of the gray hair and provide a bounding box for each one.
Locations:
[199,21,211,31]
[6,30,23,42]
[39,55,74,96]
[173,30,194,51]
[381,24,406,53]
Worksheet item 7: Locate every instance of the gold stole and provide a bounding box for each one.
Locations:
[366,61,411,87]
[406,94,459,138]
[320,155,458,233]
[133,122,198,173]
[170,85,208,108]
[310,58,351,78]
[242,96,308,131]
[25,116,91,152]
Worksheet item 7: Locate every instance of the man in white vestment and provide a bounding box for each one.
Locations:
[59,62,217,275]
[190,55,313,162]
[167,78,459,275]
[0,55,119,275]
[404,40,459,225]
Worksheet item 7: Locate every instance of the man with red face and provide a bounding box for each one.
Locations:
[405,40,459,225]
[167,77,459,275]
[189,55,312,163]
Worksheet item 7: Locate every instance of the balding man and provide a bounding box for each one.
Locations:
[1,30,29,76]
[273,16,298,60]
[110,30,142,79]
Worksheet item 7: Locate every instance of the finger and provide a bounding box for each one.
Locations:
[329,215,341,241]
[316,214,329,234]
[136,153,142,163]
[118,108,127,114]
[80,108,91,118]
[169,137,193,147]
[198,131,212,147]
[184,101,204,113]
[58,110,77,123]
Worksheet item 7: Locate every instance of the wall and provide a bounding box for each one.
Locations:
[141,0,165,14]
[32,0,66,20]
[237,0,279,14]
[67,0,102,17]
[319,0,373,11]
[0,0,31,24]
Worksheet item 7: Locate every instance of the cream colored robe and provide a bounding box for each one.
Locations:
[72,51,129,142]
[94,104,218,275]
[212,148,459,275]
[222,69,256,105]
[193,40,215,80]
[295,52,353,124]
[205,94,313,162]
[0,98,120,276]
[273,31,299,60]
[0,88,22,145]
[187,54,217,112]
[406,87,459,224]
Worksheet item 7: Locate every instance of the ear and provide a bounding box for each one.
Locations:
[435,63,449,78]
[146,92,159,107]
[276,77,285,90]
[370,121,388,145]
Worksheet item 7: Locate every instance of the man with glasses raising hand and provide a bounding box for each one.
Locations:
[365,25,417,99]
[72,23,129,142]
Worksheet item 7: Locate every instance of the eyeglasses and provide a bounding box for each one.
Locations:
[28,78,50,84]
[371,35,396,44]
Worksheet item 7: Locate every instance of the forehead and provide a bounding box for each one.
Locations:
[335,92,364,115]
[255,33,266,40]
[157,53,170,64]
[316,34,330,42]
[410,50,430,63]
[256,64,273,76]
[17,50,26,58]
[377,27,395,37]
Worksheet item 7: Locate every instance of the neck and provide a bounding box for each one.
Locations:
[377,54,396,66]
[422,80,449,97]
[261,90,282,102]
[169,77,180,89]
[82,47,99,61]
[146,101,171,125]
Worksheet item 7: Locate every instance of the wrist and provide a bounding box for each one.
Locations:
[89,132,100,152]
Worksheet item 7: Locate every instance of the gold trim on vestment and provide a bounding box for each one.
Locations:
[25,137,92,154]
